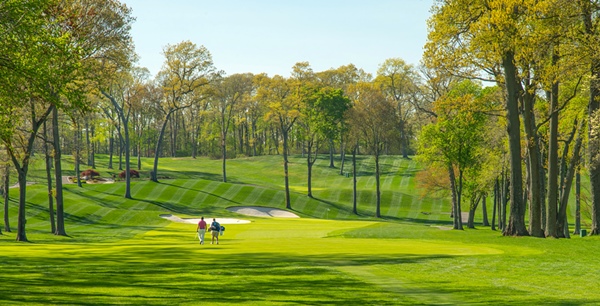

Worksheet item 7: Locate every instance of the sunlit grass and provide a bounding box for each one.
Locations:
[0,154,598,304]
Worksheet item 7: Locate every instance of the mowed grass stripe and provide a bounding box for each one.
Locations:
[399,159,417,188]
[220,184,244,204]
[407,194,423,219]
[255,188,282,207]
[230,185,254,204]
[238,186,266,206]
[381,157,402,190]
[139,181,170,200]
[200,180,221,196]
[170,180,210,205]
[385,191,404,218]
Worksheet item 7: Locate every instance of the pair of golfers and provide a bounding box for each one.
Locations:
[196,217,221,245]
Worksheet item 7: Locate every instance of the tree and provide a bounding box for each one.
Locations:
[0,149,9,233]
[376,58,420,159]
[259,75,300,209]
[213,73,254,182]
[418,80,489,229]
[101,68,149,198]
[425,0,562,236]
[300,86,351,198]
[317,64,371,174]
[576,0,600,235]
[347,83,398,218]
[151,41,216,182]
[0,0,134,241]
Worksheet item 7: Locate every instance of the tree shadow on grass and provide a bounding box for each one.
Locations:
[159,181,242,205]
[0,247,593,305]
[305,197,364,219]
[381,215,455,226]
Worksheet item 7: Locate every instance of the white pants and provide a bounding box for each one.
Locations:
[198,229,206,243]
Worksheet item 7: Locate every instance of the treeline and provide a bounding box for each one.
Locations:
[0,1,430,241]
[422,0,600,238]
[5,0,599,242]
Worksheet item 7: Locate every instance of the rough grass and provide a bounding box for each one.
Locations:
[0,154,598,305]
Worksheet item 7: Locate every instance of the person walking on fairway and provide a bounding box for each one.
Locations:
[210,218,220,244]
[197,217,207,245]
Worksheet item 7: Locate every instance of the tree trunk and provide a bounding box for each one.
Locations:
[467,195,480,229]
[123,118,132,199]
[501,171,509,231]
[117,128,123,170]
[375,149,381,218]
[108,136,114,169]
[448,164,461,230]
[339,136,345,175]
[352,145,358,215]
[75,123,82,188]
[502,51,528,236]
[15,168,27,241]
[252,120,257,157]
[574,166,581,235]
[43,120,56,234]
[546,78,560,238]
[522,88,544,237]
[91,124,96,168]
[152,112,173,182]
[329,139,335,168]
[85,119,92,166]
[401,119,409,159]
[492,178,498,231]
[192,123,199,159]
[482,194,490,226]
[306,139,317,198]
[137,140,142,170]
[307,158,314,199]
[53,107,67,236]
[169,113,176,157]
[3,162,10,232]
[283,129,291,209]
[557,135,582,237]
[589,65,600,235]
[222,130,227,183]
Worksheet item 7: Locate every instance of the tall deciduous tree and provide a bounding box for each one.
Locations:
[0,0,133,241]
[425,0,565,236]
[213,73,254,182]
[376,58,420,159]
[101,68,149,198]
[347,83,398,218]
[300,86,351,198]
[577,0,600,235]
[418,80,489,229]
[152,41,216,182]
[259,75,300,209]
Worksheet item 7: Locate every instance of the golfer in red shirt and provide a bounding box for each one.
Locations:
[197,217,207,245]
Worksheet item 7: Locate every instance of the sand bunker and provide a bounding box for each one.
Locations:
[227,206,300,218]
[160,214,250,224]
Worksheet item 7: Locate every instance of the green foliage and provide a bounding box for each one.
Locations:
[418,80,489,171]
[303,87,351,140]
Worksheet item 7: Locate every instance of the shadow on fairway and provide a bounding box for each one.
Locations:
[0,246,593,305]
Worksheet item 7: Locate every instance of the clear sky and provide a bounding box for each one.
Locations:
[121,0,434,78]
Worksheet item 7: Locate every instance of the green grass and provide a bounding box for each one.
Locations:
[0,155,599,305]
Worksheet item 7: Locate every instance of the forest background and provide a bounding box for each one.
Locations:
[1,0,600,243]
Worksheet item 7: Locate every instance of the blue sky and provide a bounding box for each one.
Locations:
[121,0,434,78]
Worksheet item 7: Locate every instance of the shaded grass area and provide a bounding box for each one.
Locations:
[1,219,599,305]
[1,155,598,304]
